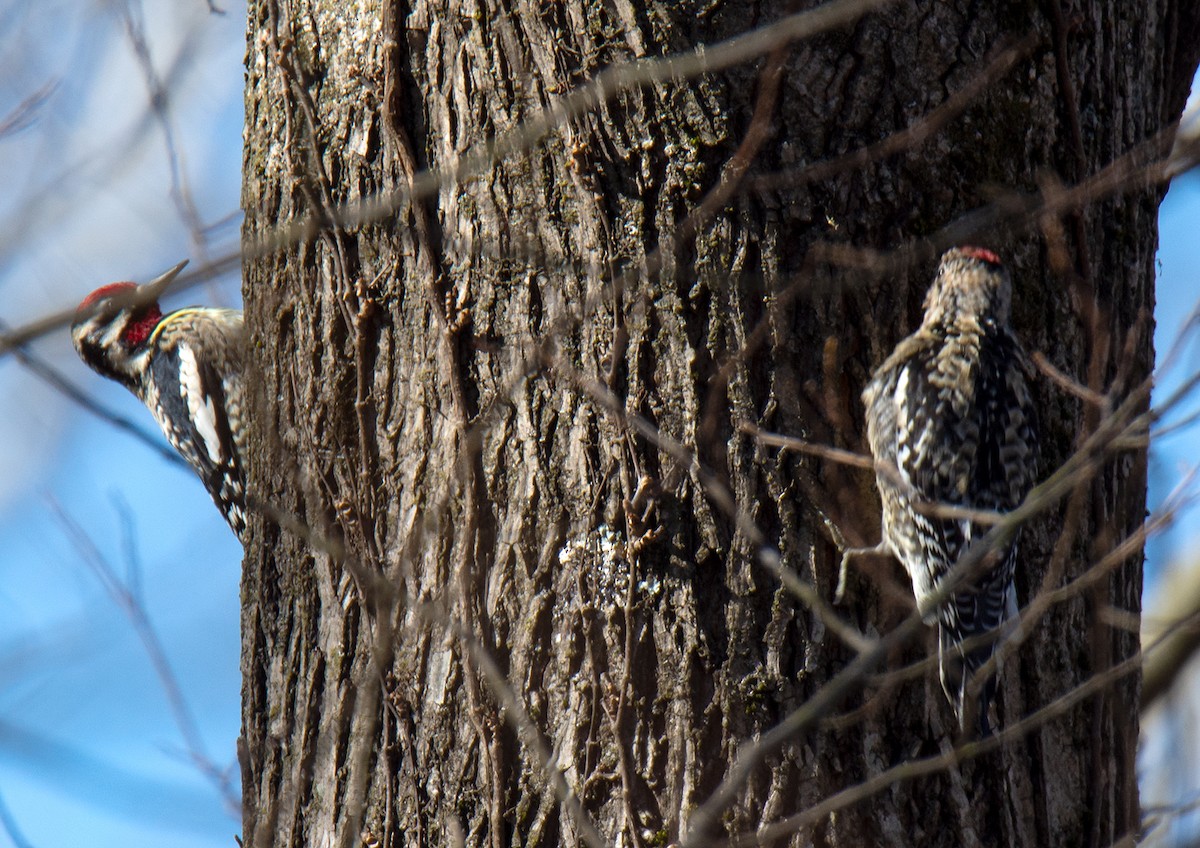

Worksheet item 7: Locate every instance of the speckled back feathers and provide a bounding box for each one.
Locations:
[861,246,1038,734]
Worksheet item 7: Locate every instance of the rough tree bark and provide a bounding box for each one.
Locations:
[240,1,1200,846]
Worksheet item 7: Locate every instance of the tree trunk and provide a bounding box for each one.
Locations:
[240,1,1200,846]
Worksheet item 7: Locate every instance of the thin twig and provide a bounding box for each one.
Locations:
[0,788,35,848]
[0,318,189,471]
[1032,351,1106,407]
[48,499,240,815]
[733,607,1200,846]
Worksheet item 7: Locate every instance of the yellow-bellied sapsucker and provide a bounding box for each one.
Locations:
[71,261,247,541]
[858,246,1038,736]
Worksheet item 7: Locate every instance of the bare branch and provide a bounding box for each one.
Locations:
[736,609,1200,845]
[48,499,239,815]
[0,80,58,138]
[0,318,190,471]
[0,788,36,848]
[1032,351,1106,407]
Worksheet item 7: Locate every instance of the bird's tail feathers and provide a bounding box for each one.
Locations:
[937,620,999,737]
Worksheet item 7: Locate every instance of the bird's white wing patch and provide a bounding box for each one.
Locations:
[178,344,224,464]
[893,364,914,489]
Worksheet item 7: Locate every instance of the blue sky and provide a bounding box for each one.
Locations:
[0,3,1197,846]
[0,2,245,845]
[1148,170,1200,589]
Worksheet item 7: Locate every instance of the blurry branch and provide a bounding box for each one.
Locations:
[0,0,898,359]
[734,607,1200,847]
[322,0,899,235]
[826,459,1200,720]
[48,500,239,816]
[1043,468,1198,614]
[741,426,875,470]
[745,29,1041,193]
[685,363,1159,843]
[1032,351,1106,407]
[244,494,605,846]
[0,318,190,471]
[0,250,240,357]
[435,604,609,848]
[1141,788,1200,844]
[554,358,876,656]
[0,788,35,848]
[742,423,1009,526]
[0,2,1189,366]
[1167,117,1200,179]
[1152,297,1200,403]
[116,0,209,259]
[1142,544,1200,708]
[0,80,58,139]
[0,717,222,815]
[202,208,244,240]
[971,462,1191,720]
[1150,403,1200,441]
[0,16,212,280]
[940,128,1175,248]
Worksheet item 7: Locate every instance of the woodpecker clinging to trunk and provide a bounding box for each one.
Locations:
[71,261,247,541]
[850,246,1038,736]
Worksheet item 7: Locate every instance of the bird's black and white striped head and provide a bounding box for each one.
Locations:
[921,246,1012,330]
[71,262,186,391]
[72,282,164,391]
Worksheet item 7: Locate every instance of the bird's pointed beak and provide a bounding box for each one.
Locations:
[143,259,190,300]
